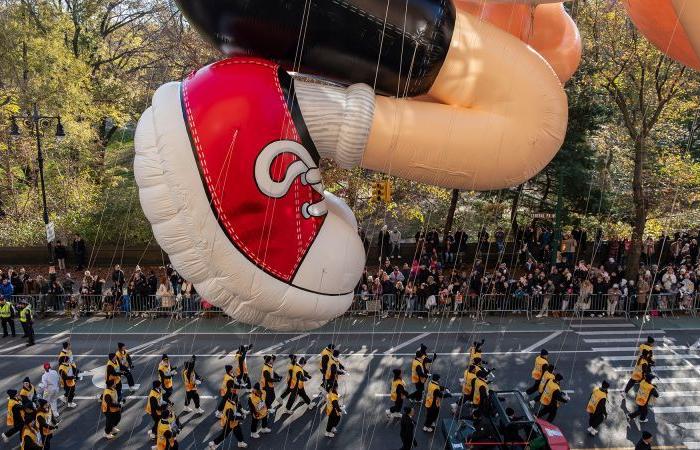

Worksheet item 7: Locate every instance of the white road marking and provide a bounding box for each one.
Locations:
[604,355,700,361]
[254,333,311,355]
[0,330,71,354]
[570,323,635,328]
[612,366,692,372]
[521,330,563,353]
[583,337,675,344]
[680,423,700,429]
[592,346,688,352]
[684,443,700,450]
[387,332,431,354]
[128,321,198,354]
[72,394,216,400]
[653,377,700,384]
[32,329,573,335]
[654,406,700,414]
[576,330,666,336]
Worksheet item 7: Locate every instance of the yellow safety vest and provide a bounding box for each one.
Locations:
[325,356,339,381]
[101,388,120,413]
[6,398,19,426]
[20,426,40,450]
[289,364,304,389]
[0,302,12,318]
[261,363,274,389]
[58,349,73,361]
[145,388,162,415]
[411,358,425,384]
[424,381,441,408]
[636,380,655,406]
[19,307,31,323]
[220,373,235,396]
[540,381,560,406]
[35,410,53,436]
[631,357,648,382]
[531,356,548,380]
[19,385,35,400]
[586,387,607,414]
[234,353,247,376]
[473,378,488,406]
[159,362,173,389]
[156,417,175,450]
[320,348,333,370]
[221,399,239,429]
[116,349,130,367]
[58,363,76,387]
[182,370,197,392]
[105,359,121,385]
[639,343,653,355]
[463,370,477,395]
[250,391,268,419]
[468,347,482,366]
[390,379,406,401]
[326,392,340,416]
[539,371,555,394]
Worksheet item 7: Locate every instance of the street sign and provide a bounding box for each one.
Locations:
[46,221,55,243]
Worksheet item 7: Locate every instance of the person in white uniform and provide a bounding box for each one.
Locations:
[40,362,61,419]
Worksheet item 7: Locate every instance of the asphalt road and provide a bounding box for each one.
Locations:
[1,314,699,450]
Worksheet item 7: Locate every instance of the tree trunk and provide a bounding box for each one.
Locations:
[510,184,524,235]
[626,137,647,282]
[539,172,551,211]
[443,189,459,241]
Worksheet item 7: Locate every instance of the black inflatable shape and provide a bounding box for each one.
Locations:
[176,0,456,97]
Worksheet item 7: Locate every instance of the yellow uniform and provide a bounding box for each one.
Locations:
[58,363,76,388]
[35,410,54,437]
[220,372,235,396]
[234,353,248,377]
[472,378,488,406]
[586,387,607,414]
[145,388,162,415]
[326,392,340,416]
[424,381,442,408]
[390,378,406,401]
[468,346,482,366]
[636,380,655,406]
[631,357,648,382]
[261,363,275,389]
[6,398,20,426]
[159,362,174,389]
[221,399,239,428]
[250,391,268,419]
[105,359,121,386]
[462,370,477,395]
[540,381,561,407]
[20,426,40,450]
[156,417,175,450]
[411,358,426,384]
[538,371,555,394]
[183,370,197,392]
[101,388,120,413]
[531,355,548,381]
[325,356,339,381]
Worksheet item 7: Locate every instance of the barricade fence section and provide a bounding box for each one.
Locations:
[4,292,698,320]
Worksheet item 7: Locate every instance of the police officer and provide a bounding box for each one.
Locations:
[586,380,609,436]
[57,356,77,408]
[1,389,23,443]
[386,368,408,419]
[537,373,568,422]
[146,380,164,440]
[158,355,177,404]
[260,355,282,410]
[17,300,35,346]
[248,383,271,439]
[422,374,450,433]
[208,393,247,448]
[0,295,16,338]
[101,379,122,439]
[325,382,343,438]
[628,373,659,423]
[526,349,548,395]
[35,399,56,449]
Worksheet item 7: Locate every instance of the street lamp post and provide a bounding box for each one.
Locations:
[9,104,65,265]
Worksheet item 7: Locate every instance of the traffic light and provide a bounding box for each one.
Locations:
[382,180,392,203]
[373,180,392,203]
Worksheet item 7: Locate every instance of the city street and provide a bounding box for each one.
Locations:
[1,314,699,449]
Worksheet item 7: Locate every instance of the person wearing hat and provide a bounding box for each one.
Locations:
[155,408,178,450]
[105,353,124,403]
[182,358,205,414]
[472,370,490,417]
[635,431,653,450]
[628,373,659,423]
[624,349,652,396]
[422,374,451,433]
[468,339,485,367]
[101,378,122,439]
[281,357,313,414]
[399,406,417,450]
[248,383,271,439]
[409,351,429,401]
[17,300,34,346]
[451,363,478,416]
[116,343,137,392]
[158,355,177,404]
[324,382,343,438]
[537,373,568,423]
[20,413,42,450]
[278,355,297,412]
[526,349,549,395]
[386,368,407,419]
[1,390,23,443]
[35,399,56,449]
[639,336,655,359]
[233,345,253,390]
[586,380,609,436]
[58,342,77,375]
[260,355,282,411]
[208,392,247,448]
[39,363,60,419]
[19,378,37,405]
[319,344,335,388]
[215,365,238,419]
[323,350,346,393]
[57,356,77,408]
[0,294,16,338]
[145,380,163,439]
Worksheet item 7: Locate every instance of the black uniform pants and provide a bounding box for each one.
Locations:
[163,387,173,403]
[624,378,639,393]
[115,383,124,403]
[251,415,268,433]
[213,424,244,444]
[105,411,121,434]
[1,318,15,336]
[150,412,159,434]
[185,390,200,408]
[537,404,558,422]
[326,412,341,432]
[41,433,52,449]
[285,387,311,410]
[409,382,425,401]
[425,406,440,427]
[389,397,404,414]
[629,404,649,420]
[20,322,34,345]
[264,387,276,409]
[4,423,22,437]
[589,411,605,428]
[526,379,541,395]
[64,385,75,403]
[120,369,135,388]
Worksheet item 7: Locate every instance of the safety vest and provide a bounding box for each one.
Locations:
[325,356,339,381]
[182,370,197,392]
[220,372,235,396]
[289,364,304,389]
[531,356,548,380]
[58,363,76,387]
[539,371,555,394]
[35,410,53,436]
[105,359,121,385]
[424,381,441,408]
[101,388,120,413]
[221,399,239,429]
[156,417,175,450]
[468,347,482,366]
[473,378,488,406]
[261,363,274,389]
[116,349,130,367]
[0,302,12,318]
[19,385,35,400]
[20,426,40,450]
[6,398,19,426]
[326,392,340,416]
[320,348,333,370]
[390,379,406,401]
[250,391,268,419]
[19,306,31,323]
[463,370,477,395]
[411,358,425,384]
[58,349,73,363]
[636,380,655,406]
[631,357,648,382]
[639,343,653,355]
[234,353,247,376]
[586,387,607,414]
[159,362,173,389]
[145,388,162,415]
[540,381,560,406]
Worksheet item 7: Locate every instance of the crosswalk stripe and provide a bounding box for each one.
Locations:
[680,423,700,430]
[570,323,635,328]
[612,366,693,372]
[583,337,675,344]
[576,330,666,336]
[592,346,688,352]
[654,378,700,385]
[604,354,700,361]
[654,406,700,414]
